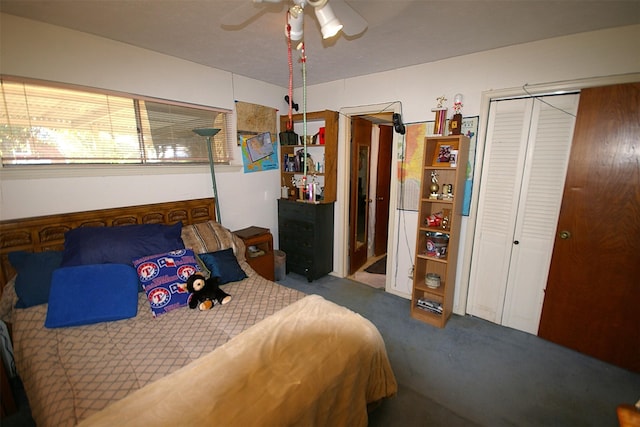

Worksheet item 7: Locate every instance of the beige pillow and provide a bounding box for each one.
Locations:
[181,221,245,261]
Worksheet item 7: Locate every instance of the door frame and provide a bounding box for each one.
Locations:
[337,102,404,296]
[348,116,373,275]
[456,72,640,316]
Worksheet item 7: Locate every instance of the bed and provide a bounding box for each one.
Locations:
[0,198,397,426]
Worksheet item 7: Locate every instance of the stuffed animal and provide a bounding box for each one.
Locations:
[185,273,231,311]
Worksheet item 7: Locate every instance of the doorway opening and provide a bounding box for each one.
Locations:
[347,112,394,289]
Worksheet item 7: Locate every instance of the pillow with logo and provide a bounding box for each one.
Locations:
[133,249,200,318]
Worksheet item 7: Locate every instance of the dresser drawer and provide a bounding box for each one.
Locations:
[279,232,314,254]
[278,199,317,221]
[287,252,314,269]
[279,219,314,240]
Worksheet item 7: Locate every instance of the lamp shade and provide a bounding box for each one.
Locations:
[192,128,220,137]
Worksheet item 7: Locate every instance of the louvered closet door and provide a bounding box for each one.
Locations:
[467,94,579,334]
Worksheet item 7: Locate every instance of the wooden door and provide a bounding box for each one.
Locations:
[538,83,640,372]
[349,117,372,274]
[374,124,392,256]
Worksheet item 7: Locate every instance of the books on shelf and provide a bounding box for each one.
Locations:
[416,298,443,315]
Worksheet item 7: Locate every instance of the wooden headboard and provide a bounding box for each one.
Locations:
[0,198,216,290]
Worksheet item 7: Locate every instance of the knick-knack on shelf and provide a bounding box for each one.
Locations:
[449,93,463,135]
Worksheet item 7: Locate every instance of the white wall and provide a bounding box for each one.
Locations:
[2,14,639,309]
[297,24,640,304]
[0,14,286,234]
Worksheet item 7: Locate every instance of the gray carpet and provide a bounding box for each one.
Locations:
[279,272,640,427]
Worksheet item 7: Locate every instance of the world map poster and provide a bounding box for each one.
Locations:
[397,117,478,215]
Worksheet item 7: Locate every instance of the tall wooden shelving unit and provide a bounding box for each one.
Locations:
[277,110,338,281]
[411,135,469,328]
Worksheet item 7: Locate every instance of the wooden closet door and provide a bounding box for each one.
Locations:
[538,83,640,372]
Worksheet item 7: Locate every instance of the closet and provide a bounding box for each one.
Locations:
[466,93,579,335]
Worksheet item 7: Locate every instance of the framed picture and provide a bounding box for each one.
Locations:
[432,140,459,166]
[245,132,274,163]
[449,150,458,167]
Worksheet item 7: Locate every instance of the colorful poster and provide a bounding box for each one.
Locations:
[239,133,279,173]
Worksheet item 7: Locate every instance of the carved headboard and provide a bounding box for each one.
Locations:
[0,198,216,291]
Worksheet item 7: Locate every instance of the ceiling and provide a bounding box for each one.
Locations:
[1,0,639,88]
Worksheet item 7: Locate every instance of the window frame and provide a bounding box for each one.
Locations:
[0,75,235,168]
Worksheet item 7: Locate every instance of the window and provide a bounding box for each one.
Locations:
[0,77,233,166]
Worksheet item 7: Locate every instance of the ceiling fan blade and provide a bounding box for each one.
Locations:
[331,0,367,36]
[220,1,284,28]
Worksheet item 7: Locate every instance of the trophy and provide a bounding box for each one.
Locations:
[432,96,447,136]
[429,171,439,199]
[450,93,463,135]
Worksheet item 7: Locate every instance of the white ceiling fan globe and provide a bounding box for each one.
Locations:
[222,0,367,39]
[312,1,344,39]
[285,0,343,41]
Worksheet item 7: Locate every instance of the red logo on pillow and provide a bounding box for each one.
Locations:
[177,265,197,281]
[157,256,176,268]
[148,287,171,308]
[137,262,159,282]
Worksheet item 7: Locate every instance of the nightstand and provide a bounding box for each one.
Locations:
[233,227,275,281]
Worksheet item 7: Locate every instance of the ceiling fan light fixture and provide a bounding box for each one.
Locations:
[314,3,343,39]
[285,6,304,41]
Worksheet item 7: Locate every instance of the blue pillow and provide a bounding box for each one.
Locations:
[8,250,64,308]
[133,249,199,318]
[45,264,139,328]
[197,248,247,285]
[61,222,184,267]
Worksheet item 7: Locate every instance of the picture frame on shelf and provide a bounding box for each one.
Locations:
[431,140,459,166]
[449,150,458,167]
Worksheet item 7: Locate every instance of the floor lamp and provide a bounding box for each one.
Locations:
[192,128,222,223]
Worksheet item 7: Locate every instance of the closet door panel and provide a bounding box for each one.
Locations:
[466,99,531,323]
[501,95,579,333]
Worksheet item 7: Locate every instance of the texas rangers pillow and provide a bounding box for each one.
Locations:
[133,248,200,318]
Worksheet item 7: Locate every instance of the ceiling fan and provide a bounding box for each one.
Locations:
[220,0,367,41]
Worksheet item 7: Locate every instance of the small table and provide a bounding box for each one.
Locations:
[233,227,275,281]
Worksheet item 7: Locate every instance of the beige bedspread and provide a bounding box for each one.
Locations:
[11,271,306,426]
[79,294,397,427]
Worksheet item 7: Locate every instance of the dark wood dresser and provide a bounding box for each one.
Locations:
[277,199,334,282]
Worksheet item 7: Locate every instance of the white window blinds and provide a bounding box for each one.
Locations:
[0,78,233,166]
